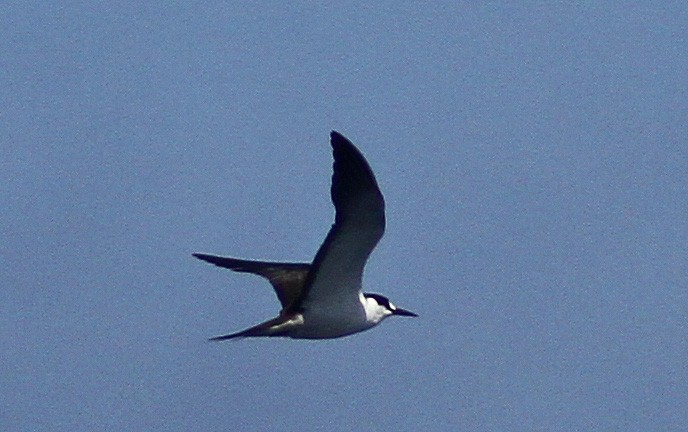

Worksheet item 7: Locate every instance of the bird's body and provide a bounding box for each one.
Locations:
[194,131,416,340]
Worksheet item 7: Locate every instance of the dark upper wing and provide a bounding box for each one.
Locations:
[192,253,310,310]
[290,131,385,312]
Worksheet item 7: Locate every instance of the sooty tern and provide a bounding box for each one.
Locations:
[194,131,417,340]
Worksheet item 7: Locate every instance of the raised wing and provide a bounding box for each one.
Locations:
[192,253,310,310]
[291,131,385,313]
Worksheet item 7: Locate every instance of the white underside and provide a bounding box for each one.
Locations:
[273,294,390,339]
[286,312,376,339]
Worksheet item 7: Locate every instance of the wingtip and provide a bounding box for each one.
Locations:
[208,333,244,342]
[330,130,353,149]
[192,253,212,264]
[192,252,216,263]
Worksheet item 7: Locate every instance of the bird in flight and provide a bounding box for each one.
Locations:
[194,131,417,340]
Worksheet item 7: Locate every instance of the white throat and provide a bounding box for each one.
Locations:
[361,293,393,324]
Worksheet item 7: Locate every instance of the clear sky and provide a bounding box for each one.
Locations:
[2,2,686,431]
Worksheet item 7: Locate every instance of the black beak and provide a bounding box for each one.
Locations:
[393,307,418,317]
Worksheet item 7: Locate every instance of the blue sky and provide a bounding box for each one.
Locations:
[1,2,686,431]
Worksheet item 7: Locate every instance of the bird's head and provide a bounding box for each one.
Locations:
[363,293,418,323]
